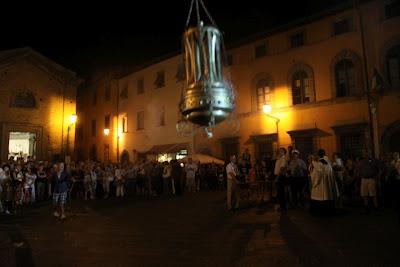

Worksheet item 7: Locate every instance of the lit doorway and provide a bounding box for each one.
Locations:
[8,132,37,161]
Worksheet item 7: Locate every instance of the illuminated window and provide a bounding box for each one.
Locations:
[122,116,128,133]
[290,32,304,48]
[335,59,356,97]
[137,111,144,130]
[91,120,96,137]
[256,79,271,111]
[254,44,266,58]
[105,84,111,101]
[137,78,144,94]
[386,44,400,89]
[154,71,165,88]
[104,115,110,129]
[291,71,312,105]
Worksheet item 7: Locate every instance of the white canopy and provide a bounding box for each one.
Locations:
[179,154,225,165]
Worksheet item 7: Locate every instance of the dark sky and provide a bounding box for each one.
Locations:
[1,0,350,78]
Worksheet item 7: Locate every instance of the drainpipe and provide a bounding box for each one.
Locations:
[355,0,376,158]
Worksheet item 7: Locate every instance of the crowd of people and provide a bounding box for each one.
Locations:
[0,156,226,219]
[226,148,400,222]
[1,148,400,222]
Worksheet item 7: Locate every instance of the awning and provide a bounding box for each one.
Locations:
[146,142,189,154]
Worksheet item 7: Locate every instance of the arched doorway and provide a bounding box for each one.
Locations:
[121,150,130,164]
[381,120,400,153]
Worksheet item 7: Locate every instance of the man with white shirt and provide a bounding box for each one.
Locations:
[185,158,198,193]
[226,155,240,210]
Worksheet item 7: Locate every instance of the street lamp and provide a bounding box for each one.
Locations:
[262,104,280,150]
[67,114,77,157]
[104,128,110,136]
[69,114,77,124]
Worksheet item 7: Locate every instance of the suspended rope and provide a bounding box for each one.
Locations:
[185,0,218,28]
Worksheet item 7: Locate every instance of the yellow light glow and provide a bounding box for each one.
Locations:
[104,128,110,136]
[263,104,272,114]
[69,114,77,124]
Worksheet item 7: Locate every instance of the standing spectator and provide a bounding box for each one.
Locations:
[332,153,344,210]
[288,150,307,208]
[171,160,183,196]
[36,164,47,202]
[242,148,251,176]
[344,158,357,198]
[226,155,240,210]
[84,166,94,200]
[275,148,288,211]
[52,162,69,220]
[2,168,14,214]
[391,154,400,223]
[136,164,145,196]
[47,164,56,199]
[357,152,380,214]
[162,162,171,196]
[115,165,124,197]
[103,165,113,198]
[24,167,37,204]
[0,168,5,213]
[185,158,198,193]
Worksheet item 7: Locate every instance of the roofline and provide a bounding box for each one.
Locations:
[110,0,370,81]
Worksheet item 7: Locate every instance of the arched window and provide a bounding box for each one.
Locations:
[291,71,311,105]
[386,44,400,89]
[288,63,315,106]
[256,79,271,111]
[335,59,356,97]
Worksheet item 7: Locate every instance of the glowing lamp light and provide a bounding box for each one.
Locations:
[262,104,272,114]
[69,114,77,124]
[104,128,110,136]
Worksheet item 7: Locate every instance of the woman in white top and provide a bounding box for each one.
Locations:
[24,168,37,204]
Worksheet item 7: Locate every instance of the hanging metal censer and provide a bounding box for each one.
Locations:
[179,0,235,127]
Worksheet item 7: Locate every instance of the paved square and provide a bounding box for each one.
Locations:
[1,192,399,266]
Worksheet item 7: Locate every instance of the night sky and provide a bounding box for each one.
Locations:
[1,0,350,78]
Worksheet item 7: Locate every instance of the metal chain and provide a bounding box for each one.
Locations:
[185,0,195,28]
[185,0,217,28]
[198,0,217,26]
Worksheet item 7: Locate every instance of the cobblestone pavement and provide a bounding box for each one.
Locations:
[1,192,399,267]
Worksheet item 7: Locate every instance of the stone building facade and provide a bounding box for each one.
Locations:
[76,0,400,163]
[0,48,81,162]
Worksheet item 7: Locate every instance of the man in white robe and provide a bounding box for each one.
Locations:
[310,149,339,216]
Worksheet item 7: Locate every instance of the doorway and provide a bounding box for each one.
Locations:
[8,132,37,160]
